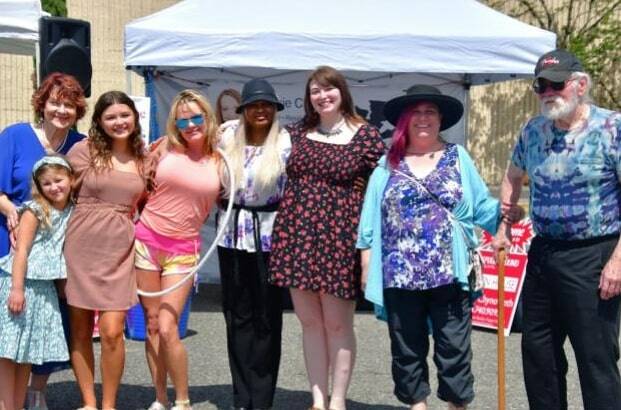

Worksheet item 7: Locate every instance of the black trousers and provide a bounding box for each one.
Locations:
[384,284,474,406]
[522,235,621,410]
[218,247,283,409]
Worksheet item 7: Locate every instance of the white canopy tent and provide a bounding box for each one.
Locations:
[0,0,44,56]
[124,0,556,144]
[125,0,556,283]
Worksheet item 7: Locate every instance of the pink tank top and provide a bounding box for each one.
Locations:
[139,150,220,241]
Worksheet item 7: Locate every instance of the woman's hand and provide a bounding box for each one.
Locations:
[148,135,168,153]
[0,194,19,249]
[353,176,367,193]
[360,249,371,292]
[7,287,25,315]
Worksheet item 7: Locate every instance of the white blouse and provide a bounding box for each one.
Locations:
[216,121,291,252]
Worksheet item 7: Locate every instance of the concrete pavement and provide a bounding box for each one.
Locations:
[44,285,586,410]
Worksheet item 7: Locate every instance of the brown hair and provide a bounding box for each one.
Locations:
[215,88,241,124]
[88,91,145,171]
[32,72,87,121]
[166,89,218,158]
[302,65,365,131]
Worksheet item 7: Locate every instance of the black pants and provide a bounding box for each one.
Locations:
[522,235,621,410]
[384,284,474,406]
[218,247,283,409]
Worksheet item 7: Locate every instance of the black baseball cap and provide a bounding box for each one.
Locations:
[535,49,584,82]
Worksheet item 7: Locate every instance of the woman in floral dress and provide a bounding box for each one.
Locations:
[269,66,385,410]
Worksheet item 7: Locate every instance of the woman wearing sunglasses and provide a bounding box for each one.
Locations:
[136,90,221,410]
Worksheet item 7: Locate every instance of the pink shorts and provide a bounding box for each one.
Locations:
[134,237,199,276]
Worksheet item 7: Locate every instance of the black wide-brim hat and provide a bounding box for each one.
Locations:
[383,84,464,130]
[236,78,284,113]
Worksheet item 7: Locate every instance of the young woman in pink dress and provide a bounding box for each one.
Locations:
[64,91,146,410]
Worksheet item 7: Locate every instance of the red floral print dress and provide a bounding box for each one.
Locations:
[268,122,386,300]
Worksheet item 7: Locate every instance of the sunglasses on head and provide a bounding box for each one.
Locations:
[175,114,205,130]
[532,78,571,94]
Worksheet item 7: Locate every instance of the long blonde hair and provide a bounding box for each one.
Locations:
[222,116,286,194]
[166,89,218,157]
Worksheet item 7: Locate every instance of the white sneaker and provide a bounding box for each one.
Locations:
[148,401,168,410]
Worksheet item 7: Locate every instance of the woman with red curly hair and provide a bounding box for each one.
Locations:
[64,91,146,410]
[0,72,86,409]
[0,72,86,257]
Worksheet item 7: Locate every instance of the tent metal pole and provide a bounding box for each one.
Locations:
[463,74,472,147]
[126,69,133,95]
[35,41,40,88]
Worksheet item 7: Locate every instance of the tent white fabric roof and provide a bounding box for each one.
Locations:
[124,0,556,85]
[0,0,43,55]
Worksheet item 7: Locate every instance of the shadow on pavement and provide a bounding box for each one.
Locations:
[46,381,404,409]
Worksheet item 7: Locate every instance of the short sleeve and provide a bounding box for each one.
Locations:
[609,113,621,183]
[66,139,92,194]
[0,126,16,197]
[21,200,44,223]
[510,125,528,171]
[218,121,239,150]
[66,139,91,177]
[360,125,387,171]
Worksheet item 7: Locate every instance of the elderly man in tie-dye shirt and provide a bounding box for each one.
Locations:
[495,49,621,410]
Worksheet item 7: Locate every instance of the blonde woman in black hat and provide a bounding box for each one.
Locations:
[357,85,518,409]
[216,79,290,410]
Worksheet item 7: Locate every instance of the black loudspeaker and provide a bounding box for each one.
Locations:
[39,17,92,97]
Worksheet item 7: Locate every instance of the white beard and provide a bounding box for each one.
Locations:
[540,90,580,120]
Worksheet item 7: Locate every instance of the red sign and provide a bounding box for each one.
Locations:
[472,219,534,336]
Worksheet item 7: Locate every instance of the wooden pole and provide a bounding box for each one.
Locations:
[497,248,506,410]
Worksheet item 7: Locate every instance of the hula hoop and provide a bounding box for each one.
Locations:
[136,147,235,298]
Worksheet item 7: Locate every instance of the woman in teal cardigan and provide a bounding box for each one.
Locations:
[356,85,519,410]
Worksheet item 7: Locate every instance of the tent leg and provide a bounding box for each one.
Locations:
[126,70,133,95]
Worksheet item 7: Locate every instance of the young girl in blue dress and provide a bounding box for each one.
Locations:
[0,155,75,410]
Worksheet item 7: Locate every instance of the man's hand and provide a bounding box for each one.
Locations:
[600,255,621,300]
[502,202,525,224]
[492,221,512,258]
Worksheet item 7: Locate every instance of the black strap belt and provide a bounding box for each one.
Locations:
[218,200,280,286]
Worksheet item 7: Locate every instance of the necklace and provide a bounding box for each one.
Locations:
[34,124,69,153]
[317,118,346,137]
[405,145,445,159]
[54,132,69,153]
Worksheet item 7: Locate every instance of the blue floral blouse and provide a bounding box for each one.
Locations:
[381,143,463,290]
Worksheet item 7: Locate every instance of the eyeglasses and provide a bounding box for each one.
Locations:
[532,78,572,94]
[175,114,205,130]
